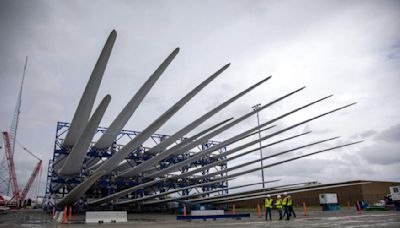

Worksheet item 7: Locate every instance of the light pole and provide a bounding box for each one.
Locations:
[252,103,265,188]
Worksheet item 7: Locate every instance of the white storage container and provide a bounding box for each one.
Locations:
[319,193,338,204]
[390,186,400,201]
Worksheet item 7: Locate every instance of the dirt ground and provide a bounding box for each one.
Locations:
[1,208,400,227]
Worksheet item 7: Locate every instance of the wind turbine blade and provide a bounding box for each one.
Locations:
[93,48,180,150]
[114,177,235,205]
[63,30,117,147]
[144,188,229,205]
[88,178,165,205]
[191,181,319,203]
[90,136,357,205]
[172,132,312,179]
[120,87,305,178]
[217,182,371,204]
[137,123,273,175]
[59,95,111,176]
[196,135,340,179]
[56,171,106,207]
[144,76,272,155]
[94,64,229,175]
[211,140,363,181]
[115,118,232,173]
[114,160,137,172]
[145,93,331,179]
[58,63,229,206]
[143,179,280,205]
[187,117,234,142]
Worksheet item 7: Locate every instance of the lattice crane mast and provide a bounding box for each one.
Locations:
[2,131,20,201]
[18,142,42,201]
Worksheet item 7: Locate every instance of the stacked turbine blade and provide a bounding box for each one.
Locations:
[54,29,361,209]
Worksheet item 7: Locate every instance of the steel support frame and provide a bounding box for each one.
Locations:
[45,121,228,210]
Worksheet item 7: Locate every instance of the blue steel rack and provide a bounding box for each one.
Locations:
[44,121,228,210]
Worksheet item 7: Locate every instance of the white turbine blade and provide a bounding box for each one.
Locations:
[125,76,271,174]
[113,118,232,173]
[144,76,272,155]
[217,182,371,204]
[63,30,117,147]
[114,160,137,172]
[59,95,111,176]
[57,63,229,206]
[145,94,333,178]
[114,177,234,205]
[191,181,319,203]
[143,188,228,205]
[94,64,229,175]
[56,171,106,207]
[173,132,312,179]
[118,118,235,175]
[210,140,363,182]
[93,48,180,150]
[194,135,340,179]
[120,87,305,178]
[187,118,234,142]
[88,178,165,205]
[143,179,280,205]
[90,136,356,205]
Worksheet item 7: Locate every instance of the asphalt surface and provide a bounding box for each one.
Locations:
[0,208,399,227]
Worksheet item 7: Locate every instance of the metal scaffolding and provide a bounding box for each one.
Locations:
[44,121,228,210]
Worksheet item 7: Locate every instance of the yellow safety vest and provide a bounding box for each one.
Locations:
[282,196,288,206]
[287,199,293,206]
[265,198,273,208]
[275,199,282,209]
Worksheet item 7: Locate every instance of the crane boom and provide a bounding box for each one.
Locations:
[10,56,28,156]
[20,160,42,201]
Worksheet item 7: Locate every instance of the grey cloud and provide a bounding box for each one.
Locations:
[375,123,400,143]
[360,143,400,165]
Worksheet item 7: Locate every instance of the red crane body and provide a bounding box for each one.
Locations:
[2,131,20,201]
[20,160,42,201]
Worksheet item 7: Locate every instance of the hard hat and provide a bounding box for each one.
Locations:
[266,194,271,198]
[277,195,281,198]
[283,192,288,196]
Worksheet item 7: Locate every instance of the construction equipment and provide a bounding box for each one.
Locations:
[1,132,43,206]
[18,142,42,202]
[2,132,20,203]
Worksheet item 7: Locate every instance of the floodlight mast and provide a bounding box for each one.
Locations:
[252,103,265,188]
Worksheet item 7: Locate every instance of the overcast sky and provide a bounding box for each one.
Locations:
[0,0,399,197]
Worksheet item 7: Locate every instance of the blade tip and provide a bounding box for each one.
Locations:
[110,29,117,37]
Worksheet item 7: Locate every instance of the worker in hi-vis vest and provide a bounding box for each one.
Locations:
[265,194,273,221]
[282,192,289,219]
[275,195,283,220]
[287,195,296,220]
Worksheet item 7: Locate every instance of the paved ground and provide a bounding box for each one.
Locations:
[1,208,400,227]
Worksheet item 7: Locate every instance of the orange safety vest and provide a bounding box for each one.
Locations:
[265,198,273,208]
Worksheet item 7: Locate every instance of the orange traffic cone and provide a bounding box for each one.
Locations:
[183,206,187,216]
[63,206,67,224]
[233,205,236,214]
[257,204,261,218]
[303,202,308,216]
